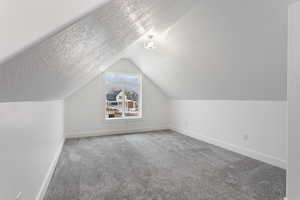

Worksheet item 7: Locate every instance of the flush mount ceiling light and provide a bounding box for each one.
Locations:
[144,35,157,50]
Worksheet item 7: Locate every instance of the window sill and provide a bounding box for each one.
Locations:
[104,116,143,121]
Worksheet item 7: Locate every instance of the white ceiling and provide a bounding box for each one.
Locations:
[289,0,300,4]
[0,0,288,102]
[0,0,197,102]
[0,0,110,63]
[126,0,288,100]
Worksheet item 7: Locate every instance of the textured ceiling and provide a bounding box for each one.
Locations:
[0,0,110,63]
[126,0,287,100]
[0,0,197,102]
[289,0,300,4]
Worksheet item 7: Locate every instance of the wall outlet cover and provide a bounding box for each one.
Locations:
[16,192,22,200]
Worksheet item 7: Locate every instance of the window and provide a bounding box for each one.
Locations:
[104,72,142,119]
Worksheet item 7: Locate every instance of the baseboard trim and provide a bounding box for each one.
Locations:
[65,126,169,139]
[171,127,286,169]
[35,138,65,200]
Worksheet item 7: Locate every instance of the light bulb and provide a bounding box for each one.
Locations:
[144,35,157,50]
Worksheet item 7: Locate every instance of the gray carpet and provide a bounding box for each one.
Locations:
[44,130,286,200]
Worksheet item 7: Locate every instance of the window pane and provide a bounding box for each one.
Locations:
[105,84,123,119]
[105,72,139,84]
[124,84,140,117]
[104,72,141,119]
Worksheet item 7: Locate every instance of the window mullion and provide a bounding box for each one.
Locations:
[122,84,125,118]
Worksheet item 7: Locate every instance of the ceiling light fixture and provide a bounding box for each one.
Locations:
[144,35,157,50]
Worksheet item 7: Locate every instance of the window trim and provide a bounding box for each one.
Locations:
[104,72,142,120]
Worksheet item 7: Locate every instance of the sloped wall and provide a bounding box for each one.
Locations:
[0,0,197,103]
[64,59,169,137]
[127,0,287,100]
[0,101,64,200]
[0,0,110,63]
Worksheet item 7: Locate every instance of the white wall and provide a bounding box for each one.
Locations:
[0,101,64,200]
[288,1,300,199]
[64,59,169,137]
[170,100,287,169]
[127,0,287,100]
[0,0,109,64]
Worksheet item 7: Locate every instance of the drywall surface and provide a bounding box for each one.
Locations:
[0,0,196,103]
[64,59,169,137]
[288,1,300,199]
[127,0,287,100]
[0,0,110,63]
[169,100,287,169]
[0,101,64,200]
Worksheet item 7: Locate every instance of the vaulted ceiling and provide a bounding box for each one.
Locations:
[0,0,110,63]
[0,0,197,102]
[126,0,288,100]
[0,0,288,102]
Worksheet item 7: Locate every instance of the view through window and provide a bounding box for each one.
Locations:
[104,72,141,119]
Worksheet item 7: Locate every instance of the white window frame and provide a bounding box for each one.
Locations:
[104,72,142,120]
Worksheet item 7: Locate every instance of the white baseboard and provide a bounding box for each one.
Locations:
[65,126,169,139]
[170,126,286,169]
[35,138,65,200]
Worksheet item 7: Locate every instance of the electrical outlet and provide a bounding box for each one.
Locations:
[243,134,249,141]
[16,192,22,200]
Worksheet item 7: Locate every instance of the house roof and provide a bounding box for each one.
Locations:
[106,90,121,101]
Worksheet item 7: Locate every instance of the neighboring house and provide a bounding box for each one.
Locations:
[106,89,122,102]
[106,89,138,118]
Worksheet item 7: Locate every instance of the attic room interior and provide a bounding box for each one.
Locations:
[2,0,300,199]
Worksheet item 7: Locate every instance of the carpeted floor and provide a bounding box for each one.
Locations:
[44,130,286,200]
